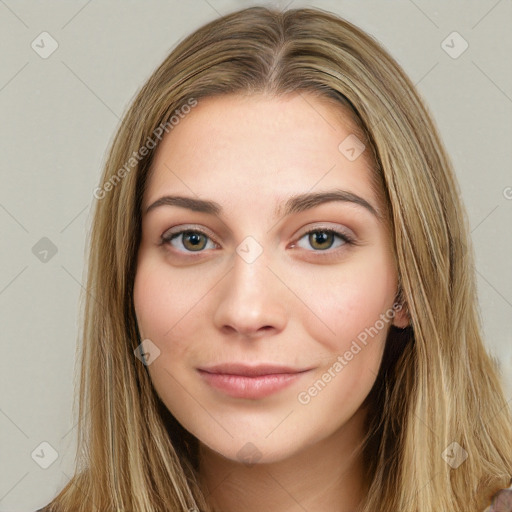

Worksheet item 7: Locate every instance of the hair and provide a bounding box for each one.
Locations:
[41,6,511,512]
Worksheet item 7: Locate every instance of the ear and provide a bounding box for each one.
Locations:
[391,285,410,328]
[392,304,410,328]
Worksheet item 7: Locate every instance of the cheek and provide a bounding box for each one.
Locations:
[133,257,207,436]
[134,254,203,342]
[133,252,217,385]
[297,250,397,356]
[293,263,395,423]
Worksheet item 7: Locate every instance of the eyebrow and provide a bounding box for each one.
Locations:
[145,189,382,221]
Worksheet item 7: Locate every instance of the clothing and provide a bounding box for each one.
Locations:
[487,485,512,511]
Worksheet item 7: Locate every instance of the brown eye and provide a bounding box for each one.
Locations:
[296,229,352,252]
[308,231,335,250]
[162,229,216,253]
[181,231,208,251]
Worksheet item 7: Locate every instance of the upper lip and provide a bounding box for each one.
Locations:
[197,363,311,377]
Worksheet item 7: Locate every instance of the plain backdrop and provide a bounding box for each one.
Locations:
[1,1,511,510]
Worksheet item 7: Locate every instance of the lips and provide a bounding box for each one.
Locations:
[197,363,312,399]
[197,363,311,377]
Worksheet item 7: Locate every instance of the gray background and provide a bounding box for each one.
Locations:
[1,0,511,509]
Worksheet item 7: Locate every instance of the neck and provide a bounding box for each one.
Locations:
[198,407,369,512]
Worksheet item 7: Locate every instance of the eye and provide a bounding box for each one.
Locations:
[161,228,218,253]
[295,228,354,251]
[160,226,354,255]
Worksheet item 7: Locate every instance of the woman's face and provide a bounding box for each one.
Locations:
[134,93,407,464]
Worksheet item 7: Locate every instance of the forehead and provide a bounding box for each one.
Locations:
[144,92,380,218]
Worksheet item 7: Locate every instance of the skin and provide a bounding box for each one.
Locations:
[133,92,408,512]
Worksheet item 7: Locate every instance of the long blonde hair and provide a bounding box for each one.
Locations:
[43,6,512,512]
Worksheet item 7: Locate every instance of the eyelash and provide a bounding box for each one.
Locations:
[160,225,356,259]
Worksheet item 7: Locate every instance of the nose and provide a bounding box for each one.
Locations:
[212,248,288,339]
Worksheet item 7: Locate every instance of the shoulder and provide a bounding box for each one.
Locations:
[486,485,512,511]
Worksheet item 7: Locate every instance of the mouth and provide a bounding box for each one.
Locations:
[197,363,313,399]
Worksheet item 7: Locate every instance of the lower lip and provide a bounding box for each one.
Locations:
[197,370,309,399]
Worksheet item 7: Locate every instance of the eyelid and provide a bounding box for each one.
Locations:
[162,224,215,238]
[293,223,355,244]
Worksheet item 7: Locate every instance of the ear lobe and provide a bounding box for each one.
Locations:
[393,308,409,329]
[392,284,410,328]
[392,306,410,328]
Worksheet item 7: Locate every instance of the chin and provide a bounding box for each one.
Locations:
[199,428,319,467]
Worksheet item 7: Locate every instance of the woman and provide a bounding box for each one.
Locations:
[38,6,512,512]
